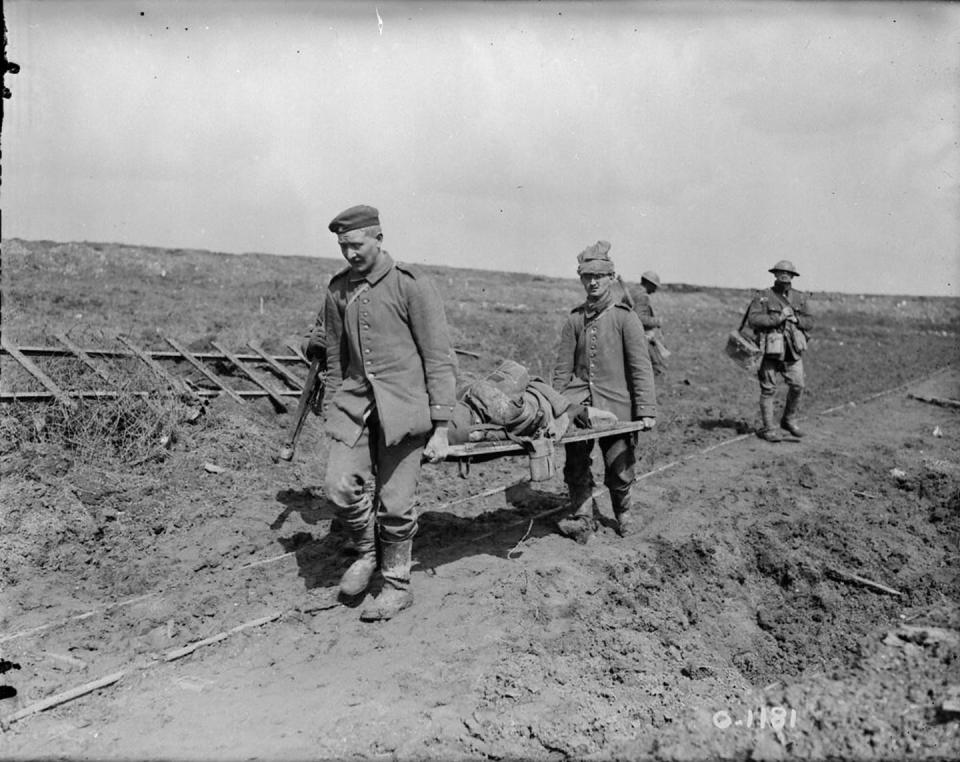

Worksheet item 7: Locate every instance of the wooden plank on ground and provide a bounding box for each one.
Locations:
[210,340,288,411]
[907,392,960,410]
[116,335,196,398]
[2,671,125,725]
[163,336,244,404]
[0,334,76,408]
[248,341,306,391]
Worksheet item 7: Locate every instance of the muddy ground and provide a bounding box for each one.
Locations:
[1,239,959,760]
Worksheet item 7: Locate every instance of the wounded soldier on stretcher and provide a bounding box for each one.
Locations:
[446,359,618,446]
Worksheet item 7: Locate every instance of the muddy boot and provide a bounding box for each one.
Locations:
[609,486,635,537]
[780,387,805,437]
[360,539,413,622]
[757,398,782,442]
[614,510,634,537]
[338,518,377,598]
[557,486,597,544]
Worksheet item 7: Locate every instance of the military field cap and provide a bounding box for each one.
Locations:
[328,205,380,235]
[641,270,661,288]
[769,259,799,276]
[577,240,615,275]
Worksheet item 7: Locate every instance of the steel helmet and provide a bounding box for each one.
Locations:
[768,260,799,276]
[640,270,662,288]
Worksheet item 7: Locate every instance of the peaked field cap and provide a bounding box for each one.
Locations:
[328,205,380,234]
[577,240,615,274]
[641,270,661,288]
[768,259,799,276]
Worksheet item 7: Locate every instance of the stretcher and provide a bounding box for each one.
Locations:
[442,420,652,481]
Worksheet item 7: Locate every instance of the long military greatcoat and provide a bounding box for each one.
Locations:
[323,252,457,447]
[552,302,657,422]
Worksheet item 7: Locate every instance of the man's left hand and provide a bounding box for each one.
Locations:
[423,424,451,463]
[637,417,656,430]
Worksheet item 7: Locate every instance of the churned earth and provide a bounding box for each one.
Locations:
[1,239,959,760]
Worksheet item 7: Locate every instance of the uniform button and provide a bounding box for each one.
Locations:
[365,349,371,354]
[368,372,376,378]
[362,298,369,304]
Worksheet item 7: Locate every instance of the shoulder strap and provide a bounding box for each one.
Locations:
[738,299,754,332]
[585,303,617,325]
[345,281,371,309]
[766,288,791,310]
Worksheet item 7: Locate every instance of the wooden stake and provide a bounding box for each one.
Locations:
[53,333,114,383]
[117,335,196,398]
[163,335,244,404]
[211,341,288,411]
[248,341,306,390]
[2,671,124,725]
[825,566,903,596]
[908,392,960,410]
[163,612,282,662]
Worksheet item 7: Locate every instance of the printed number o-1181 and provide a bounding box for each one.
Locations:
[712,706,797,730]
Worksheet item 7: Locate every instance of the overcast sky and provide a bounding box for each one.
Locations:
[3,0,959,296]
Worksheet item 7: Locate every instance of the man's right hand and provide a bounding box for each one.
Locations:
[571,404,592,428]
[301,336,326,361]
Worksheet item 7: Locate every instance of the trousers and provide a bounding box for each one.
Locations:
[563,432,637,511]
[757,357,805,399]
[324,415,428,543]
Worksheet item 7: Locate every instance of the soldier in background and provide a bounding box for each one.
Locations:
[319,204,456,621]
[631,271,670,376]
[746,260,813,442]
[552,241,657,542]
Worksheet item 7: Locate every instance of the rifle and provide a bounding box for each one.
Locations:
[616,275,635,309]
[278,357,325,461]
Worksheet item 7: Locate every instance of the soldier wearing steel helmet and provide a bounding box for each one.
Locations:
[635,271,669,376]
[746,260,813,442]
[613,270,669,376]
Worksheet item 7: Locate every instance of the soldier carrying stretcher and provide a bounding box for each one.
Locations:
[310,204,457,622]
[551,241,658,543]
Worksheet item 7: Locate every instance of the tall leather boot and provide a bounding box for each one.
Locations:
[610,486,635,538]
[557,485,597,544]
[338,515,377,597]
[360,539,413,622]
[757,397,782,442]
[780,387,805,437]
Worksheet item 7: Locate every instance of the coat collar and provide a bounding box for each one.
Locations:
[348,251,394,286]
